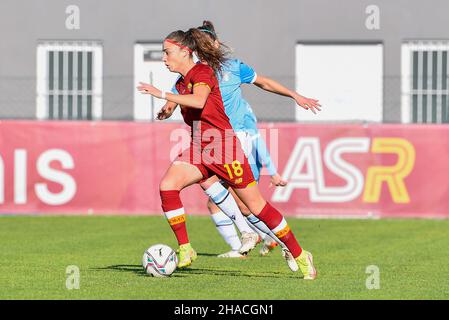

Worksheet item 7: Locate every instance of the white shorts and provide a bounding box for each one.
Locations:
[235,131,262,181]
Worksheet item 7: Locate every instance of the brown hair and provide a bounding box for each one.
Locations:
[197,20,218,41]
[184,28,228,75]
[165,25,228,75]
[164,30,186,45]
[196,20,232,65]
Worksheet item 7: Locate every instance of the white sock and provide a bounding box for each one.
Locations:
[246,220,267,240]
[211,211,241,251]
[204,182,255,234]
[246,213,285,248]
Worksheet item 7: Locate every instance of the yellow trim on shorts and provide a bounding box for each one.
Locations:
[246,181,257,188]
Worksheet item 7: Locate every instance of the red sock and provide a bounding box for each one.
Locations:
[160,190,189,245]
[258,202,302,258]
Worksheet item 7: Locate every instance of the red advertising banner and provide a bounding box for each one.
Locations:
[0,121,448,218]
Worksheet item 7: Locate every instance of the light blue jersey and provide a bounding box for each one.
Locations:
[216,59,258,132]
[218,59,277,180]
[172,59,277,180]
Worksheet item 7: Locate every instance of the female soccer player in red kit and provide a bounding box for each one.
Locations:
[137,29,317,280]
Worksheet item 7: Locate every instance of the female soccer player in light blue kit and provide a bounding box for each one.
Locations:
[157,21,321,259]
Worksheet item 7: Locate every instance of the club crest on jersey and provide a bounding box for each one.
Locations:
[234,178,243,184]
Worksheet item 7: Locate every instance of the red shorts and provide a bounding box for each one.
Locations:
[177,137,255,189]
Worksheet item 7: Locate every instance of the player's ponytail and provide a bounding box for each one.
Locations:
[184,28,228,75]
[197,20,232,61]
[198,20,218,40]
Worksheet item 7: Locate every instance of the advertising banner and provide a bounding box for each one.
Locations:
[1,121,447,218]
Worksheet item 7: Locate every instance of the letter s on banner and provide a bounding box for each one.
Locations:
[35,149,77,205]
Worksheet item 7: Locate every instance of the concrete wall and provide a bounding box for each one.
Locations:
[1,0,448,121]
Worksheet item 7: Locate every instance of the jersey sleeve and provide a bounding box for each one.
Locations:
[191,66,215,91]
[239,61,257,84]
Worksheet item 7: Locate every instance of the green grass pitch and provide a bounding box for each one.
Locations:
[0,215,448,299]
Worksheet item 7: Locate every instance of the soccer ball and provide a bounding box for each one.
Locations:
[142,244,178,277]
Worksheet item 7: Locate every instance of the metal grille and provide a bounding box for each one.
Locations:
[405,41,449,123]
[37,41,102,120]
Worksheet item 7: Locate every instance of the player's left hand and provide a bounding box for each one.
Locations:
[157,105,176,120]
[137,82,162,98]
[269,174,288,188]
[295,95,321,114]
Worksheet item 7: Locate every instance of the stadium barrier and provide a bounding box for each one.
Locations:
[0,121,447,218]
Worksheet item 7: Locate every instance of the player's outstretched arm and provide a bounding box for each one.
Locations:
[137,82,209,109]
[253,75,321,114]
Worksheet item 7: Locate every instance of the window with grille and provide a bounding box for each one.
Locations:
[37,41,102,120]
[402,41,449,123]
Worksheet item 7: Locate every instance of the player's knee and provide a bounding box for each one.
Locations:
[236,201,251,216]
[159,178,179,192]
[200,176,220,190]
[238,205,251,216]
[245,199,267,216]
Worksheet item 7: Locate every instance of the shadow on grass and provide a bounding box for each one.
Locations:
[92,264,147,277]
[174,267,297,279]
[196,252,219,257]
[92,263,298,279]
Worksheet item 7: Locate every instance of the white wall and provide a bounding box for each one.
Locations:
[295,43,383,122]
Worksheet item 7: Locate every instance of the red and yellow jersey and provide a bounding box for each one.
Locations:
[175,63,255,188]
[175,63,234,145]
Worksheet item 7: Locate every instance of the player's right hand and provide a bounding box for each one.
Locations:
[295,95,321,114]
